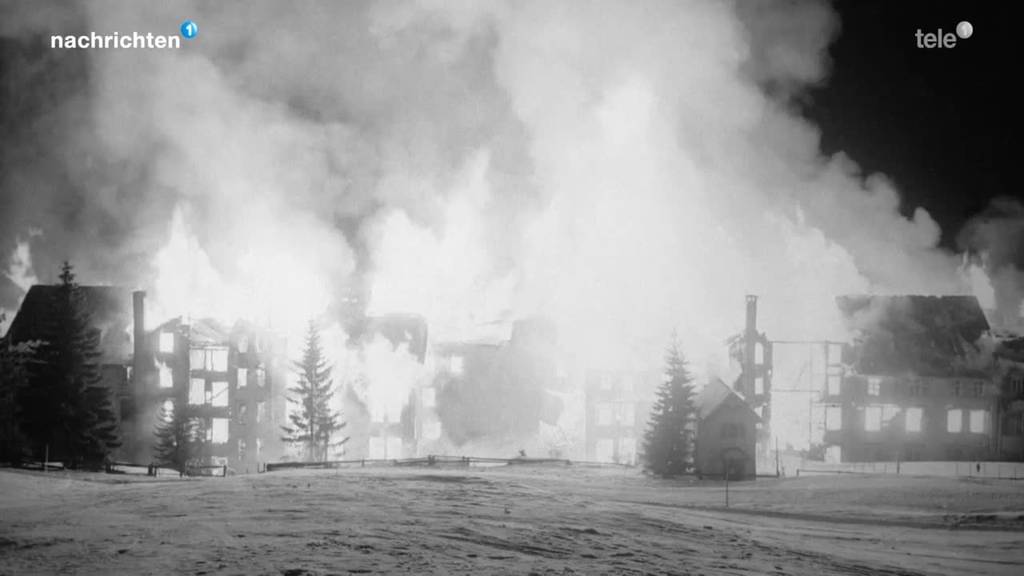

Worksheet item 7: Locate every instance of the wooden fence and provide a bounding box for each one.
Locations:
[265,455,631,473]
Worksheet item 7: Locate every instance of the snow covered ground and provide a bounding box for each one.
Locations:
[1,465,1022,575]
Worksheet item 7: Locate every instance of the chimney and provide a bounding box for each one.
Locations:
[132,290,146,366]
[745,294,758,336]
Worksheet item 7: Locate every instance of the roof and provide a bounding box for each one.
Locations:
[364,314,428,362]
[6,284,132,363]
[836,295,991,376]
[696,379,758,421]
[996,337,1024,363]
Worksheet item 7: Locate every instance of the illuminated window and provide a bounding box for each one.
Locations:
[423,421,441,440]
[369,437,386,459]
[189,378,205,405]
[969,410,987,433]
[159,332,175,354]
[882,404,899,423]
[827,374,841,396]
[191,347,229,372]
[211,418,229,444]
[422,387,436,408]
[237,403,247,423]
[450,355,464,375]
[864,406,882,431]
[867,377,881,396]
[238,438,246,459]
[597,404,613,426]
[828,343,843,363]
[905,407,923,432]
[211,381,228,407]
[159,364,174,389]
[237,337,248,354]
[210,348,228,372]
[190,348,205,371]
[256,366,266,387]
[256,437,263,456]
[754,377,764,395]
[826,406,842,431]
[619,437,637,462]
[618,403,635,425]
[257,402,266,424]
[947,409,963,433]
[386,437,402,459]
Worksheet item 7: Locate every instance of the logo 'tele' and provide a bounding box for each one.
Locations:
[916,21,973,49]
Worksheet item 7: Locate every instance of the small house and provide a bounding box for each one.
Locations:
[695,379,759,480]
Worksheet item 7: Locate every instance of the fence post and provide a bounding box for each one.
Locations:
[222,464,227,477]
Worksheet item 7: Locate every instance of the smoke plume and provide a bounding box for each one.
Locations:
[0,0,994,381]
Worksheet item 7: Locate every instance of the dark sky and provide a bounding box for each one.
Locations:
[803,0,1015,250]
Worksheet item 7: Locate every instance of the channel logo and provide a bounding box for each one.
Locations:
[180,20,198,40]
[915,21,973,49]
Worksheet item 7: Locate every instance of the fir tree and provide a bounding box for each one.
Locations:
[152,400,203,476]
[281,320,347,461]
[643,334,697,478]
[27,262,120,468]
[0,320,35,464]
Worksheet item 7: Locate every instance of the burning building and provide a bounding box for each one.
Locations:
[822,295,999,462]
[583,370,658,465]
[430,318,565,456]
[341,314,428,460]
[129,292,287,472]
[992,337,1024,460]
[6,285,288,472]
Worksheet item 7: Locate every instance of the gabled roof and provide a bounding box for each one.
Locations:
[6,284,132,363]
[696,378,758,421]
[837,295,991,376]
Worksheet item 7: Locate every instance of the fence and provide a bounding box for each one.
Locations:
[265,455,631,473]
[795,460,1024,480]
[105,461,230,477]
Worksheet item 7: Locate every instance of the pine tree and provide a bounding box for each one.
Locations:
[27,262,120,468]
[281,320,347,461]
[0,321,35,464]
[643,334,697,478]
[153,400,203,476]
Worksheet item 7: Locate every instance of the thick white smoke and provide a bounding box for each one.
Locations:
[0,0,996,391]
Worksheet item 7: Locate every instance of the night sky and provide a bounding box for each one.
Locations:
[804,1,1015,250]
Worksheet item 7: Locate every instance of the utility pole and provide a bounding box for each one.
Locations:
[775,436,780,478]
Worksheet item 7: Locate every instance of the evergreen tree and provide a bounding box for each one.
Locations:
[27,263,120,468]
[152,400,203,476]
[0,320,35,464]
[281,320,347,461]
[643,334,697,477]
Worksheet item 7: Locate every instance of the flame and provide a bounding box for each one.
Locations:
[962,254,996,311]
[151,206,331,340]
[366,153,515,342]
[349,336,431,423]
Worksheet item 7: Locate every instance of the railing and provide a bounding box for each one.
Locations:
[105,461,230,477]
[265,455,633,473]
[795,460,1024,479]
